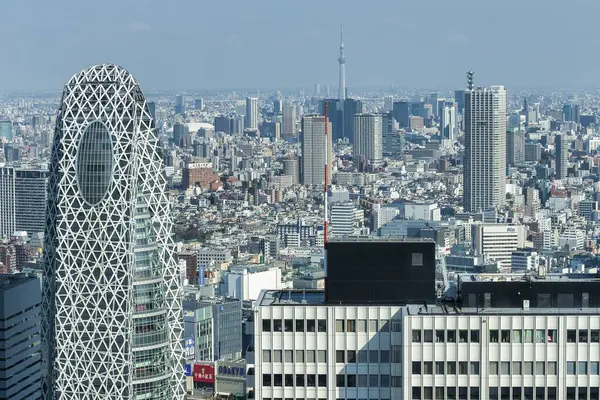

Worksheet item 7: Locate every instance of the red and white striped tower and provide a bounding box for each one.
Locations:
[324,102,329,301]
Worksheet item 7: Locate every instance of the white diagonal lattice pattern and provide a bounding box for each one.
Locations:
[42,64,185,400]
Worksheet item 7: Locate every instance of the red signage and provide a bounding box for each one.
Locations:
[193,364,215,383]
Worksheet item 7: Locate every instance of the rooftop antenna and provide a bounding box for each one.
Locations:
[467,71,474,90]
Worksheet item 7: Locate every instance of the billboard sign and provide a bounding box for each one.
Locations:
[217,364,246,378]
[184,337,195,360]
[193,364,215,383]
[185,363,192,376]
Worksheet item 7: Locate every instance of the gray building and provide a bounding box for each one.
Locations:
[0,120,12,140]
[184,297,243,362]
[0,273,42,399]
[506,131,525,166]
[555,133,568,179]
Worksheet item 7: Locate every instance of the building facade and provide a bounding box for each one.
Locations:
[555,133,568,179]
[463,85,507,212]
[301,115,333,186]
[246,97,259,131]
[282,104,297,140]
[42,64,184,399]
[353,114,383,168]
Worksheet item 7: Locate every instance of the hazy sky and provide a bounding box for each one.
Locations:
[2,0,600,92]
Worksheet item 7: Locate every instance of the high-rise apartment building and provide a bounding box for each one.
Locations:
[343,98,364,143]
[440,104,457,141]
[0,273,42,400]
[463,85,507,212]
[301,115,332,186]
[506,131,525,167]
[353,114,382,167]
[42,64,184,399]
[282,104,297,140]
[0,165,49,237]
[246,97,259,130]
[175,93,186,116]
[555,133,568,179]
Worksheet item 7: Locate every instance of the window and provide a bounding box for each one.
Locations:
[318,350,327,363]
[263,374,271,386]
[435,361,444,374]
[391,345,401,363]
[284,350,293,363]
[490,330,499,343]
[369,319,378,332]
[447,361,456,374]
[523,361,533,375]
[548,329,557,343]
[380,374,390,387]
[500,361,510,375]
[579,361,587,375]
[592,329,600,343]
[296,374,304,386]
[273,320,282,332]
[317,319,326,332]
[295,320,304,332]
[458,387,468,400]
[423,361,433,374]
[535,329,545,343]
[263,319,271,332]
[501,330,510,343]
[567,361,576,375]
[435,330,445,342]
[284,319,293,332]
[412,387,422,400]
[579,329,588,343]
[567,387,576,400]
[412,361,421,374]
[423,387,433,400]
[447,330,456,342]
[380,321,390,332]
[447,387,456,400]
[369,350,378,363]
[357,319,367,332]
[346,350,355,363]
[512,361,521,375]
[357,374,367,387]
[548,387,557,400]
[592,388,600,400]
[423,330,433,343]
[412,252,424,266]
[273,350,282,363]
[458,361,468,375]
[318,374,327,387]
[284,374,293,387]
[380,350,390,362]
[470,387,480,400]
[307,320,315,332]
[567,329,576,343]
[307,374,316,387]
[579,388,588,400]
[535,361,545,375]
[489,361,498,375]
[470,361,480,375]
[548,361,557,375]
[412,330,422,342]
[335,350,344,363]
[273,374,282,386]
[591,361,599,375]
[459,330,468,343]
[435,387,445,400]
[536,388,545,400]
[347,320,356,333]
[336,374,345,387]
[346,374,356,387]
[295,350,304,363]
[524,329,533,343]
[471,330,480,343]
[513,330,522,343]
[336,319,345,333]
[369,374,378,387]
[392,320,402,332]
[307,350,316,363]
[263,350,271,362]
[489,387,498,400]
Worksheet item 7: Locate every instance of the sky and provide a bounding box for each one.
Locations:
[2,0,600,92]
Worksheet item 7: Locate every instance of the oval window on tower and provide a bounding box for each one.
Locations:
[76,121,114,205]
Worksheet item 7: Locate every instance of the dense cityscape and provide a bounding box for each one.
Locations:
[2,6,600,400]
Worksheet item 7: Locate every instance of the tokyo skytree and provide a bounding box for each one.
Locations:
[42,64,185,399]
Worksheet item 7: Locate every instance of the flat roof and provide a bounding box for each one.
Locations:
[0,273,38,291]
[458,272,600,284]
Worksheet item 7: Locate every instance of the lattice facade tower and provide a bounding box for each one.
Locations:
[42,64,185,399]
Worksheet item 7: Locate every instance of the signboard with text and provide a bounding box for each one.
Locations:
[184,338,195,360]
[193,364,215,383]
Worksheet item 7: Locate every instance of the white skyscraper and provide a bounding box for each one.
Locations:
[440,104,458,141]
[353,114,383,168]
[282,103,297,140]
[42,64,184,399]
[464,82,507,212]
[246,97,259,130]
[301,115,332,186]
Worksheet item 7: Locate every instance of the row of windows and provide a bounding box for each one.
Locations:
[412,361,480,375]
[335,319,399,333]
[490,329,558,343]
[262,374,326,387]
[263,350,327,363]
[262,348,401,364]
[566,361,600,375]
[336,373,399,388]
[489,361,558,376]
[261,373,397,389]
[567,329,600,343]
[262,319,327,333]
[411,386,581,400]
[412,329,480,343]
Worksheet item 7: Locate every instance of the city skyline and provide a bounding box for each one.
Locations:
[2,0,600,92]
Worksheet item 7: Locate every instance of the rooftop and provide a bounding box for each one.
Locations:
[0,273,38,291]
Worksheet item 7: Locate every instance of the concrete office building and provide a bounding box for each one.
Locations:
[330,202,359,237]
[555,133,568,179]
[440,104,457,141]
[353,114,383,168]
[42,64,184,399]
[251,238,600,400]
[282,156,300,184]
[463,84,507,212]
[175,94,186,116]
[301,115,333,186]
[472,224,525,270]
[506,131,525,167]
[282,104,297,140]
[0,273,42,400]
[246,97,259,131]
